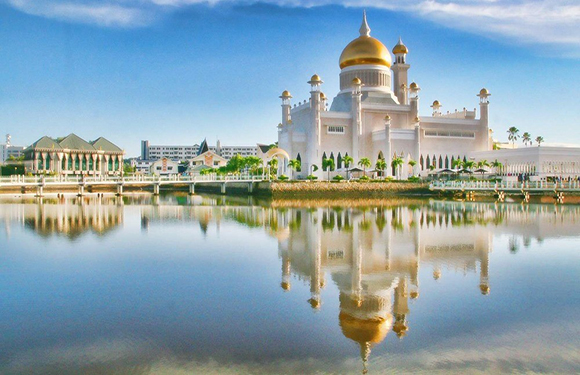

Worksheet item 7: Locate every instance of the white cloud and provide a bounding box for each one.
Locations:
[4,0,580,53]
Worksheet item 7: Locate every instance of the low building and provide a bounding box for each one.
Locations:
[149,157,179,176]
[188,139,228,169]
[24,134,124,175]
[0,135,25,164]
[141,139,258,162]
[470,146,580,180]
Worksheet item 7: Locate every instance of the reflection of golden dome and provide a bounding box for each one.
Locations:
[309,298,321,309]
[433,270,441,280]
[393,319,408,339]
[339,312,392,345]
[410,291,419,299]
[339,13,392,69]
[392,37,408,55]
[480,284,490,295]
[281,282,291,291]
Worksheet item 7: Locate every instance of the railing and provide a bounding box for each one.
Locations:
[430,180,580,191]
[0,174,266,185]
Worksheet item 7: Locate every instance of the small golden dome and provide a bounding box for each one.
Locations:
[280,90,292,98]
[409,82,419,90]
[479,88,490,96]
[392,37,408,55]
[432,100,441,107]
[320,92,326,99]
[309,74,322,83]
[339,12,392,69]
[352,77,362,85]
[384,114,391,121]
[414,116,421,123]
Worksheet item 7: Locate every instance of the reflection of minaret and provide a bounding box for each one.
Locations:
[281,253,291,291]
[410,210,420,299]
[480,245,490,295]
[393,277,409,339]
[309,241,323,309]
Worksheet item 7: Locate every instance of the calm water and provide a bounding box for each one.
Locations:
[0,194,579,375]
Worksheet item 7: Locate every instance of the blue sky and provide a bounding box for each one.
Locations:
[1,0,579,157]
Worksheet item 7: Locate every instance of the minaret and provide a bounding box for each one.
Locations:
[409,82,420,122]
[477,88,491,150]
[351,77,363,161]
[308,74,323,177]
[280,90,292,126]
[281,253,291,292]
[430,100,442,116]
[393,278,410,339]
[392,37,409,105]
[384,115,392,178]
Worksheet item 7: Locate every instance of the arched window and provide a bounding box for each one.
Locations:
[378,151,384,160]
[439,156,443,168]
[337,152,342,169]
[420,155,424,170]
[445,156,449,169]
[296,153,302,172]
[322,152,328,171]
[329,152,335,171]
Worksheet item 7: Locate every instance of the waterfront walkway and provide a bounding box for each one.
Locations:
[430,180,580,201]
[0,174,265,196]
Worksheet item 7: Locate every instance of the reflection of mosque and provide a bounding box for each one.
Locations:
[279,205,493,373]
[0,197,124,239]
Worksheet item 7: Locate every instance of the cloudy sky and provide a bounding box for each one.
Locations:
[1,0,579,156]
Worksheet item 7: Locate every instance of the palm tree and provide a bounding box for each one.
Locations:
[491,159,503,174]
[391,156,404,179]
[358,157,371,177]
[452,159,463,170]
[476,159,490,176]
[322,158,335,181]
[463,160,475,171]
[536,136,544,147]
[375,159,387,177]
[287,159,301,180]
[507,127,520,146]
[408,159,417,177]
[522,132,532,147]
[268,158,278,178]
[343,155,354,180]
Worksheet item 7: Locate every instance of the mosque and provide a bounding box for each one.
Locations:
[277,12,492,179]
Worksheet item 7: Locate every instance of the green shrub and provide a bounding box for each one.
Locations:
[306,175,318,181]
[278,175,289,181]
[407,176,421,183]
[332,175,344,181]
[359,175,370,181]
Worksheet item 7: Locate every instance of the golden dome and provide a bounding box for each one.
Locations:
[409,82,419,90]
[478,88,490,96]
[309,74,322,83]
[352,77,362,85]
[414,116,421,123]
[384,114,391,121]
[431,100,441,107]
[320,92,326,99]
[280,90,292,98]
[392,37,408,55]
[339,312,392,345]
[339,12,392,69]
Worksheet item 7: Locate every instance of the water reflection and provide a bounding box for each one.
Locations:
[0,195,579,373]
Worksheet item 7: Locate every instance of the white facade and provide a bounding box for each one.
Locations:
[0,135,25,164]
[278,13,492,179]
[141,140,257,162]
[150,157,179,176]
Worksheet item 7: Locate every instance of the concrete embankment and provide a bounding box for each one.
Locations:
[262,181,432,198]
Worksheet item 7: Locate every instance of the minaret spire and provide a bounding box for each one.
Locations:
[359,10,371,37]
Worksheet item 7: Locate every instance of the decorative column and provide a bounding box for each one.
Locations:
[104,155,110,174]
[477,88,491,151]
[33,152,39,173]
[92,154,98,175]
[384,115,392,177]
[351,77,363,161]
[414,116,421,176]
[307,74,323,178]
[41,152,48,172]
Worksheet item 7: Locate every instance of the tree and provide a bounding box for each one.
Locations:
[507,127,520,146]
[476,159,490,175]
[375,159,387,177]
[227,154,246,174]
[322,158,335,181]
[491,160,503,174]
[267,158,278,177]
[391,157,404,179]
[522,132,532,146]
[343,155,354,179]
[452,159,463,169]
[244,156,262,175]
[535,136,544,147]
[408,159,417,177]
[287,159,301,180]
[463,160,475,171]
[358,157,371,177]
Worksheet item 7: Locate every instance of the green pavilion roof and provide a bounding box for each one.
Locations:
[90,137,123,152]
[58,133,95,151]
[27,136,62,151]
